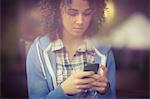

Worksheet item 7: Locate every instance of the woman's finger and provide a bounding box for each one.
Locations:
[93,87,106,93]
[91,81,108,87]
[77,84,92,89]
[75,77,95,85]
[91,74,108,82]
[98,64,108,77]
[75,71,94,78]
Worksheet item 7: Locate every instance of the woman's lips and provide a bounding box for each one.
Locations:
[73,28,83,31]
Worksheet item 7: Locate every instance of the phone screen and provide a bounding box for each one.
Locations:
[84,64,99,74]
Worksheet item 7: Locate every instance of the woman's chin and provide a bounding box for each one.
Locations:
[71,31,85,38]
[72,33,84,38]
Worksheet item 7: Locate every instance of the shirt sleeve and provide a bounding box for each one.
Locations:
[26,41,69,99]
[95,49,116,99]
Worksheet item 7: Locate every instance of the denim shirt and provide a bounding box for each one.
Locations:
[26,35,116,99]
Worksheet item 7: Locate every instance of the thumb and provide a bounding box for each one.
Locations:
[99,64,108,77]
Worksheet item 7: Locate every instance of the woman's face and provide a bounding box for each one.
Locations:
[60,0,93,38]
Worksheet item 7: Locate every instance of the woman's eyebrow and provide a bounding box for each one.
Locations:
[67,7,92,12]
[84,8,93,12]
[68,8,78,12]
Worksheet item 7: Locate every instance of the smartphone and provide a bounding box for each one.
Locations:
[84,63,99,74]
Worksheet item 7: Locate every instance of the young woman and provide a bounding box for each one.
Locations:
[26,0,116,99]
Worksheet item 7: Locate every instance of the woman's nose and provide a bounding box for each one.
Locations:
[76,14,83,25]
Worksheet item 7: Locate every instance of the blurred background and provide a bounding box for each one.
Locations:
[1,0,150,98]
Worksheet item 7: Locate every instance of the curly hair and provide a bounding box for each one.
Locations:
[39,0,107,41]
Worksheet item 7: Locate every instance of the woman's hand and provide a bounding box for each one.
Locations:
[91,64,109,94]
[61,71,95,95]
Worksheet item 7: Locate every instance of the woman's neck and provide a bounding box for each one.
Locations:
[62,31,83,59]
[62,32,83,49]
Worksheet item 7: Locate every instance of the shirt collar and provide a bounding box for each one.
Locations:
[51,38,95,52]
[77,38,95,52]
[51,39,64,51]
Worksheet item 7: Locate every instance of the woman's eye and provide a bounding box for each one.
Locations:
[67,10,78,16]
[83,11,93,16]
